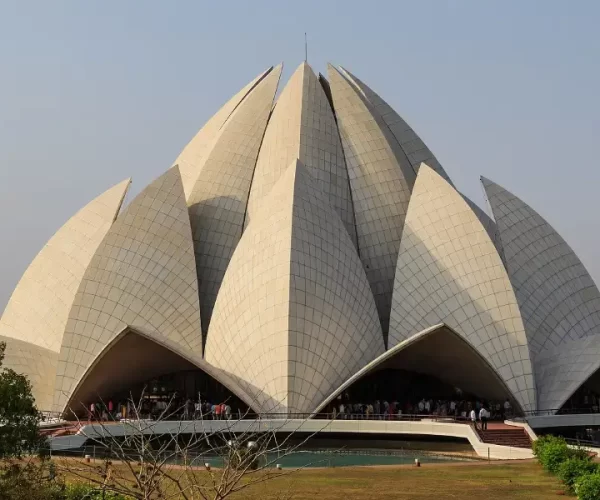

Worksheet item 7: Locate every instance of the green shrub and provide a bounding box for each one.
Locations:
[64,484,93,499]
[570,447,593,461]
[557,457,597,491]
[538,437,571,473]
[575,471,600,500]
[533,435,589,474]
[65,483,130,499]
[533,434,563,459]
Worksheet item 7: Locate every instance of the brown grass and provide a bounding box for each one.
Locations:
[232,462,565,499]
[59,459,565,499]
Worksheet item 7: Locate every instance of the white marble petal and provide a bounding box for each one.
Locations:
[206,160,384,414]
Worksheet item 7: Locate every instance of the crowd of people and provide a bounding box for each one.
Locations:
[87,397,243,422]
[86,392,515,427]
[328,394,514,427]
[560,387,600,414]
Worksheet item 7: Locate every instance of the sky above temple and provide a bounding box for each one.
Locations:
[1,0,599,309]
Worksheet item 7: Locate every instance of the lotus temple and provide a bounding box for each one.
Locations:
[1,61,600,425]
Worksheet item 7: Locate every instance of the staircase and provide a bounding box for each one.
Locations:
[476,424,532,448]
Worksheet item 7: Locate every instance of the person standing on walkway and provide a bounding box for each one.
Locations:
[470,408,477,429]
[479,406,488,430]
[504,398,512,419]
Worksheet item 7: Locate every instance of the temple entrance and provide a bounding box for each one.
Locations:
[559,367,600,415]
[93,368,250,421]
[319,325,520,420]
[343,369,462,403]
[325,367,504,420]
[63,330,251,419]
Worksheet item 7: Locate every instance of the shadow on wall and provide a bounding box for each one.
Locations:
[188,195,251,341]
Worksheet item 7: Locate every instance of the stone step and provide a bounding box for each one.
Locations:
[476,427,532,449]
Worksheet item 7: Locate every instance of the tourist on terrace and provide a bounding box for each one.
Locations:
[470,408,477,428]
[479,406,488,430]
[183,398,192,420]
[504,398,511,419]
[388,400,396,419]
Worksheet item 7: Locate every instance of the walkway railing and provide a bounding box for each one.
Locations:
[41,410,497,425]
[515,407,600,418]
[565,437,600,448]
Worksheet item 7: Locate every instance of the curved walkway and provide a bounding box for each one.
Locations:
[49,418,533,460]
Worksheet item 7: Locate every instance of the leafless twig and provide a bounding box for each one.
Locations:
[54,389,331,499]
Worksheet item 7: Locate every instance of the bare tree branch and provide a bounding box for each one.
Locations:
[55,388,332,499]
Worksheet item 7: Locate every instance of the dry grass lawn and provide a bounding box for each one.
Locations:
[59,459,565,499]
[230,461,565,499]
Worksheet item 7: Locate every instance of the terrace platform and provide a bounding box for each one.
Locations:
[48,418,534,460]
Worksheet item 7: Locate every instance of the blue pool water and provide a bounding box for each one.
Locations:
[196,450,474,468]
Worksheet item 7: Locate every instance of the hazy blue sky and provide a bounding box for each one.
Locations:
[1,0,599,310]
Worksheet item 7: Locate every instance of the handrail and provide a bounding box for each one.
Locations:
[521,407,600,417]
[43,407,600,421]
[564,437,599,447]
[39,411,493,424]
